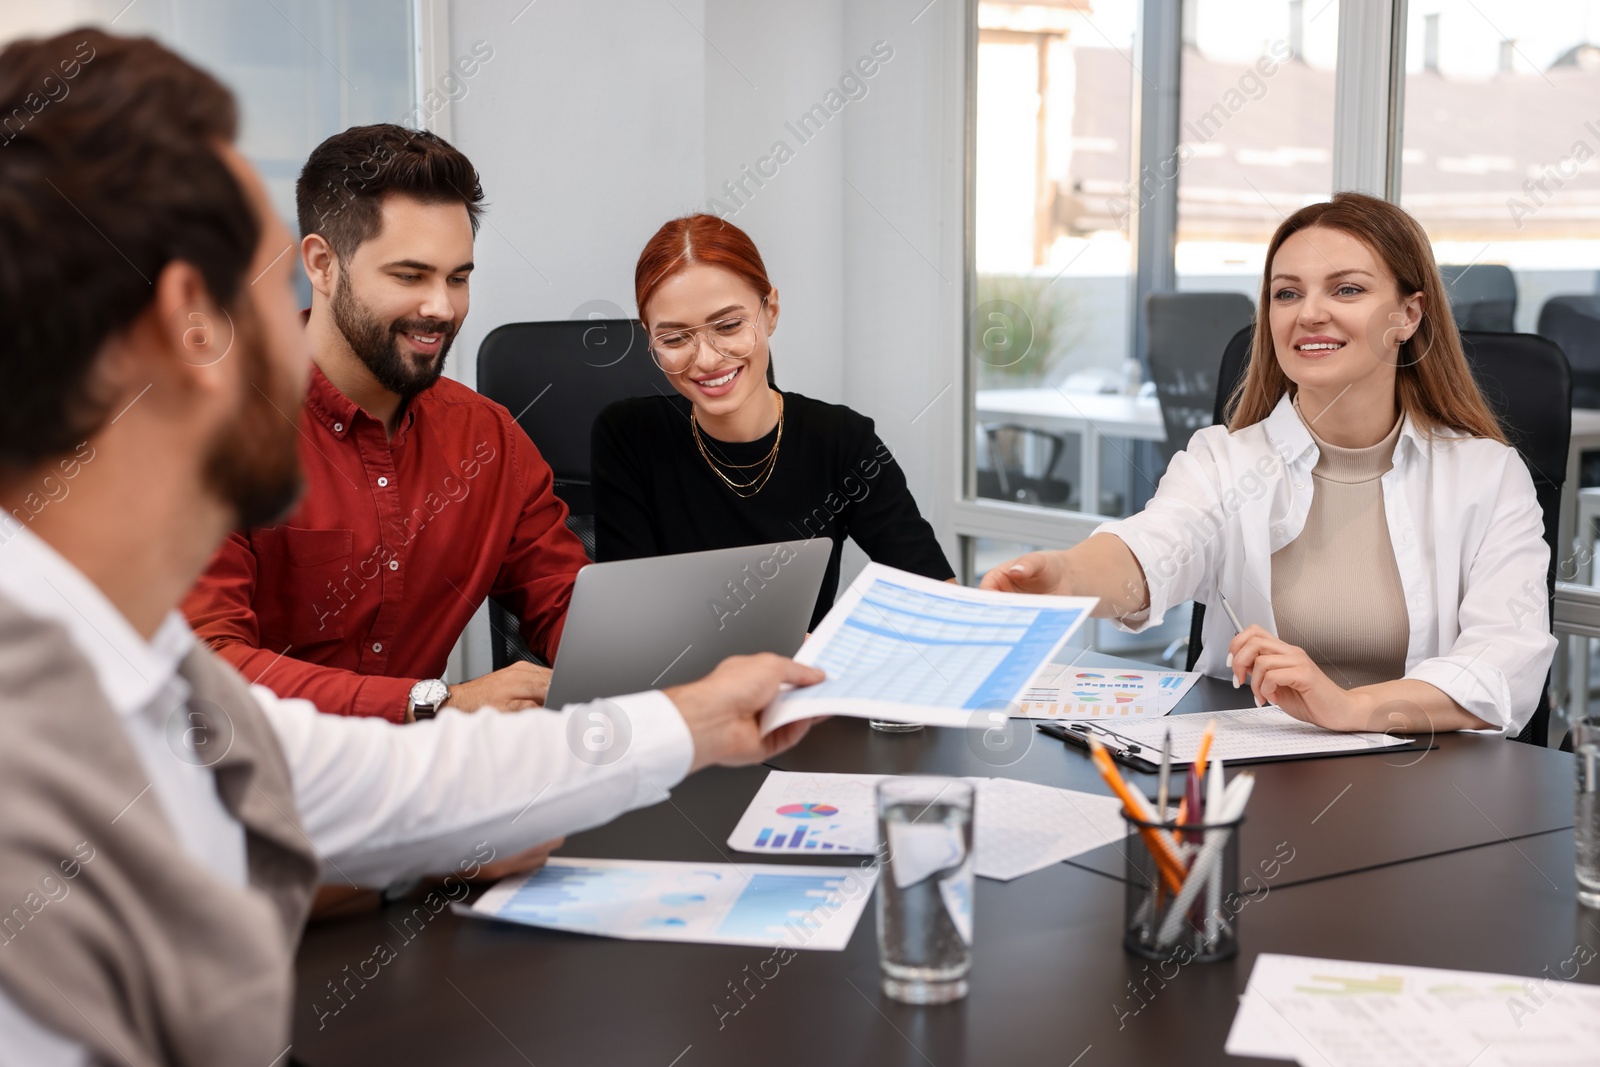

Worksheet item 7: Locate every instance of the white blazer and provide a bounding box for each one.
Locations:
[1097,393,1557,734]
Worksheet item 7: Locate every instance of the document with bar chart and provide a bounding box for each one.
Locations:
[761,564,1099,734]
[1012,663,1198,720]
[727,771,1127,882]
[468,858,876,950]
[726,772,880,856]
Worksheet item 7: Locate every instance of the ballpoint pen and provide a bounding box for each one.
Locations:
[1156,727,1173,821]
[1218,592,1246,636]
[1219,593,1259,702]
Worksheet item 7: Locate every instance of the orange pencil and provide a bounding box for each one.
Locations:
[1177,718,1217,824]
[1087,739,1186,892]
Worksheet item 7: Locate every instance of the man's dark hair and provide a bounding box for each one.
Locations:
[0,28,257,472]
[295,124,484,260]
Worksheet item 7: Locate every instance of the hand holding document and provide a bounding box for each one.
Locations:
[759,564,1098,735]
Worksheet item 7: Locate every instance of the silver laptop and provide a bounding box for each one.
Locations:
[545,538,832,707]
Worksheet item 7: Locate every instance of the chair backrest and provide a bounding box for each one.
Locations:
[1188,326,1570,745]
[477,319,663,671]
[475,319,663,516]
[1144,291,1255,462]
[1538,295,1600,408]
[1439,263,1517,332]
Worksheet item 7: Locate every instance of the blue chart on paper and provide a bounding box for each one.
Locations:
[715,873,850,942]
[804,579,1085,709]
[495,864,652,928]
[483,862,857,946]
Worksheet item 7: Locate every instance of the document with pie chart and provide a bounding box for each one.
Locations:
[726,771,1126,881]
[1011,663,1198,720]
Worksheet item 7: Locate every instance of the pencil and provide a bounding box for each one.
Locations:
[1177,718,1217,824]
[1087,738,1186,892]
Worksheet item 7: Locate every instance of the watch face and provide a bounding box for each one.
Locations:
[411,678,448,708]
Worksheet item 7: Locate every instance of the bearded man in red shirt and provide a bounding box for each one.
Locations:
[183,123,586,722]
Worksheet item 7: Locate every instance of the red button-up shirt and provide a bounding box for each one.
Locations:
[182,364,588,722]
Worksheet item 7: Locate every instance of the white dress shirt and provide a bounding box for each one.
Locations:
[1096,394,1557,734]
[0,526,694,1063]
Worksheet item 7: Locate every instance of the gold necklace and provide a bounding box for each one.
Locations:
[691,393,784,498]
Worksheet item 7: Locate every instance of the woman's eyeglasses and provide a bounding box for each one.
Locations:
[648,302,765,374]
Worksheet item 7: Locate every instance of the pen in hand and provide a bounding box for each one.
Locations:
[1218,592,1254,697]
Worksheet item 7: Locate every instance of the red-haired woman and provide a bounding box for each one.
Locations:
[984,193,1556,737]
[592,214,953,629]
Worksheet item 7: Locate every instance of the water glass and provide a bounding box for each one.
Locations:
[869,719,925,733]
[875,777,974,1004]
[1576,717,1600,908]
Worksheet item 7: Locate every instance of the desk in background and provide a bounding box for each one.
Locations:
[291,653,1584,1066]
[975,388,1164,517]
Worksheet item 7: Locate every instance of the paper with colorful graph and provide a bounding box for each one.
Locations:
[1226,953,1600,1065]
[1011,663,1199,720]
[725,771,1126,881]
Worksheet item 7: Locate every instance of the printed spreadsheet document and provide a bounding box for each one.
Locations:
[760,564,1098,734]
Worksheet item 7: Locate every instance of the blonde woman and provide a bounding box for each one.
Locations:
[984,193,1555,736]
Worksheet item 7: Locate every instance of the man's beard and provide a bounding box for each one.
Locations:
[203,299,305,531]
[331,267,455,399]
[204,302,306,530]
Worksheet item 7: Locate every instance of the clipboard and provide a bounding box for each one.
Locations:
[1036,720,1436,772]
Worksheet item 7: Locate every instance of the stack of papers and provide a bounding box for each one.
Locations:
[1096,707,1409,766]
[1015,664,1199,720]
[467,858,877,951]
[726,770,1127,881]
[760,565,1098,734]
[1228,954,1600,1064]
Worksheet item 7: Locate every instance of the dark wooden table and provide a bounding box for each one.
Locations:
[291,655,1589,1066]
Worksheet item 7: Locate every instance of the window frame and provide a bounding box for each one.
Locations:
[953,0,1407,581]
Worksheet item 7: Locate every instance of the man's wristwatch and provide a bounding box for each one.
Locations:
[407,677,450,721]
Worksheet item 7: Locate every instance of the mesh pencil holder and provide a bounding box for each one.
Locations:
[1121,809,1243,964]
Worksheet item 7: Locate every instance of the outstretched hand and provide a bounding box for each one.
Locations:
[665,653,828,772]
[979,551,1069,595]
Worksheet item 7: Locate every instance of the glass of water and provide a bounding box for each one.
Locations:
[1577,717,1600,908]
[869,719,925,733]
[875,777,974,1004]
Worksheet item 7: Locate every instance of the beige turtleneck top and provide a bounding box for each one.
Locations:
[1269,405,1409,689]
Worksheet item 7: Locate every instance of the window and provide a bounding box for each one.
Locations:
[0,0,417,299]
[1399,0,1600,335]
[1175,0,1340,295]
[972,0,1146,525]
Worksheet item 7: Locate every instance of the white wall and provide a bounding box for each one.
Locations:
[446,0,710,380]
[444,0,965,678]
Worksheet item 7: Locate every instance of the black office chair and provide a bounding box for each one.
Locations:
[1185,326,1571,747]
[476,318,665,670]
[1538,295,1600,411]
[1144,291,1254,463]
[975,424,1073,507]
[1439,264,1517,333]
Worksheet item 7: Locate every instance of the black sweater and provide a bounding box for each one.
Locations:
[591,391,955,629]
